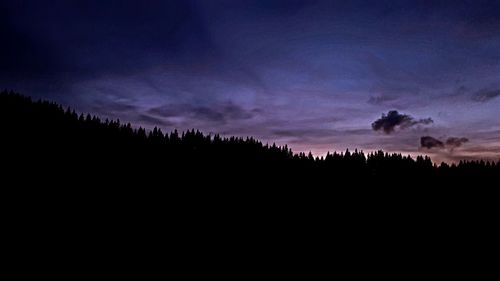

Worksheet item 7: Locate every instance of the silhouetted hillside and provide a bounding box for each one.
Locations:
[2,90,499,185]
[3,90,499,261]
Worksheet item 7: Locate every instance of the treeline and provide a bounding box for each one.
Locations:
[1,90,499,182]
[4,91,497,264]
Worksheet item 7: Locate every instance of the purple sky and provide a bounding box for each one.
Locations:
[2,0,500,163]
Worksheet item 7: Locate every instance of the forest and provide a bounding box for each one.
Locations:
[1,90,499,184]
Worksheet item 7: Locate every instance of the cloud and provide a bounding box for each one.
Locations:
[90,100,138,115]
[421,136,444,149]
[148,102,257,124]
[421,136,469,150]
[136,114,175,127]
[445,137,469,148]
[272,128,371,138]
[471,88,500,102]
[367,95,398,105]
[372,110,433,134]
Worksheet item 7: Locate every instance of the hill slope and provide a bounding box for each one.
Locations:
[1,90,499,184]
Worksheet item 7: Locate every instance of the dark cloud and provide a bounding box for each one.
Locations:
[445,137,469,149]
[372,111,433,134]
[421,136,444,149]
[415,118,434,126]
[421,136,469,150]
[149,102,256,124]
[471,88,500,102]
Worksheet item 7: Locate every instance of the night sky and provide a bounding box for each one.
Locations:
[2,0,500,163]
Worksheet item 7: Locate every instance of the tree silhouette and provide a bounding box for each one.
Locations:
[1,90,499,186]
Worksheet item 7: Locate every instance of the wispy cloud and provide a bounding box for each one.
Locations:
[136,114,175,127]
[471,88,500,102]
[445,137,469,148]
[148,102,257,124]
[367,95,398,105]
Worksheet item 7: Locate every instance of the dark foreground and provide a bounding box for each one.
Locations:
[2,90,498,214]
[1,91,498,272]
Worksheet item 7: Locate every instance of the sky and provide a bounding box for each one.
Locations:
[1,0,500,163]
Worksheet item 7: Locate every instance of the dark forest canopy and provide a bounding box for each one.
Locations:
[1,90,499,182]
